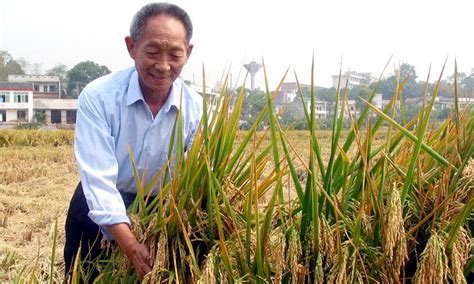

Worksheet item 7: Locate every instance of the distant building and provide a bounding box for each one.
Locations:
[33,99,78,124]
[331,71,377,89]
[437,96,474,110]
[8,74,61,99]
[0,82,34,122]
[187,82,220,115]
[373,93,400,111]
[303,99,328,119]
[328,99,358,119]
[279,82,327,104]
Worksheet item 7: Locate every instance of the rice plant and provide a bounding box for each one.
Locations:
[62,61,473,283]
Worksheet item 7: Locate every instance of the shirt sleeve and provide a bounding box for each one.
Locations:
[74,89,130,239]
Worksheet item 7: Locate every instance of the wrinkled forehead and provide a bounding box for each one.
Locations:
[141,14,187,43]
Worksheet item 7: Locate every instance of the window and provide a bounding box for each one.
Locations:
[50,84,58,93]
[0,92,9,103]
[66,110,77,124]
[43,85,48,92]
[51,110,61,124]
[13,92,29,103]
[0,110,6,122]
[17,110,27,121]
[34,85,40,92]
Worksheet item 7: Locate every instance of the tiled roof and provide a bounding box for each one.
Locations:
[33,99,78,110]
[0,82,34,91]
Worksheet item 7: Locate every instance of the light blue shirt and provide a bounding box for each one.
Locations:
[74,67,202,237]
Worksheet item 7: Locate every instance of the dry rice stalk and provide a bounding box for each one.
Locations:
[145,227,169,283]
[382,183,407,277]
[413,231,449,284]
[314,254,324,284]
[319,218,336,270]
[448,226,472,284]
[197,250,216,284]
[129,214,144,242]
[327,245,349,284]
[287,227,302,284]
[269,226,286,282]
[462,158,474,178]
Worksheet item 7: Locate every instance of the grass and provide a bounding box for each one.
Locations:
[1,60,473,283]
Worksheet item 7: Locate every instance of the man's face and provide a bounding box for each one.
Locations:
[125,14,193,96]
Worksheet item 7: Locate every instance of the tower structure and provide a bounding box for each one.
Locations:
[243,61,262,90]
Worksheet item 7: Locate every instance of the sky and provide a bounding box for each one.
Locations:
[1,0,473,89]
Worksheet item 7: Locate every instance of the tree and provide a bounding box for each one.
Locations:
[315,87,337,102]
[373,63,422,99]
[67,61,111,97]
[461,73,474,96]
[352,86,372,112]
[0,50,25,80]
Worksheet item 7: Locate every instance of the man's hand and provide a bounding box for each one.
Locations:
[106,223,153,279]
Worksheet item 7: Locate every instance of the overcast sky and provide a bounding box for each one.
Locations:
[1,0,473,89]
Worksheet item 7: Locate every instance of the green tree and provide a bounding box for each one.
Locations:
[0,51,25,80]
[240,88,266,127]
[316,87,337,102]
[461,73,474,96]
[352,86,372,112]
[67,61,111,97]
[373,63,421,99]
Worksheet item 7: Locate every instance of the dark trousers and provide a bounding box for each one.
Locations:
[64,183,137,282]
[64,183,104,282]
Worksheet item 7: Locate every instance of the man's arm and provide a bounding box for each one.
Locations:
[75,89,152,278]
[106,224,152,279]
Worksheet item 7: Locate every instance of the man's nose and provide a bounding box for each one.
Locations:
[154,59,171,72]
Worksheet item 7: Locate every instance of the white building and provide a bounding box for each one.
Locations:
[329,99,359,119]
[8,74,61,99]
[332,71,377,89]
[304,99,328,119]
[33,99,78,124]
[187,82,220,116]
[373,93,400,111]
[0,82,34,122]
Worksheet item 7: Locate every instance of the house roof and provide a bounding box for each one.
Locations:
[405,97,421,104]
[0,82,34,91]
[8,74,60,83]
[33,99,78,110]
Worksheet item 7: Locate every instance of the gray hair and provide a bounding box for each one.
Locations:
[130,2,193,44]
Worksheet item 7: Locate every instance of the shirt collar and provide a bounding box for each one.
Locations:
[126,69,183,112]
[126,70,144,106]
[162,78,183,113]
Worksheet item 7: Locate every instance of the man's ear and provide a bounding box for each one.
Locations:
[185,44,194,61]
[125,36,136,59]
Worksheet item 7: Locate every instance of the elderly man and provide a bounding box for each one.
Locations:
[64,2,202,280]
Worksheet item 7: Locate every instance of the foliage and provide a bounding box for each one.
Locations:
[0,51,25,81]
[0,130,74,147]
[14,122,43,130]
[373,63,423,99]
[59,62,474,283]
[7,62,473,283]
[33,111,47,125]
[66,61,111,98]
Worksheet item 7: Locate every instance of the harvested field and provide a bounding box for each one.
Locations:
[0,145,78,281]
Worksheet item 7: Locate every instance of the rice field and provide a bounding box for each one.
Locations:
[0,142,76,282]
[0,64,473,283]
[0,130,355,282]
